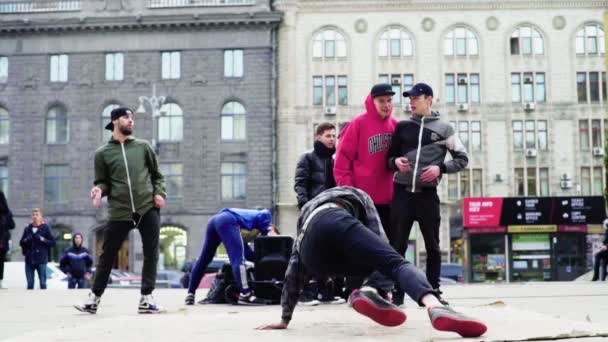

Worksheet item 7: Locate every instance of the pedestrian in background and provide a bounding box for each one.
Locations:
[19,208,55,290]
[0,191,15,289]
[60,232,93,289]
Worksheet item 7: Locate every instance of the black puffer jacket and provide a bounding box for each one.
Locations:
[294,141,336,209]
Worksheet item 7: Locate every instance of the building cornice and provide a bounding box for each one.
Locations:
[0,11,281,33]
[276,0,608,12]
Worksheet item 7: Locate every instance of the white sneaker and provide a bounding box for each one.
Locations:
[74,292,100,314]
[138,294,165,314]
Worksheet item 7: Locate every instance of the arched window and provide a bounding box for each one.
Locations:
[378,27,413,57]
[221,101,246,140]
[510,25,544,55]
[0,107,9,144]
[46,105,69,144]
[576,23,605,55]
[444,27,478,57]
[101,104,120,141]
[159,226,188,270]
[158,103,183,142]
[312,29,346,59]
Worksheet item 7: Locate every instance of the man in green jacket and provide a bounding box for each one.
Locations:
[75,107,166,314]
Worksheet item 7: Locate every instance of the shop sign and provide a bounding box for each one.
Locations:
[508,225,557,233]
[587,225,604,234]
[463,197,503,227]
[558,225,587,233]
[468,226,507,234]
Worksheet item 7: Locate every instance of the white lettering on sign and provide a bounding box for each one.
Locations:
[571,198,584,208]
[468,201,494,213]
[525,199,539,208]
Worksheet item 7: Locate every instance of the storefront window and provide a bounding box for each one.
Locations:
[470,234,506,283]
[510,233,552,282]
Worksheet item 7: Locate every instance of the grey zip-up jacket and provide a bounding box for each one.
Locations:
[387,112,468,191]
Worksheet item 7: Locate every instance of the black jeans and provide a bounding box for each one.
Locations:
[92,208,160,296]
[592,248,608,281]
[300,207,434,305]
[0,248,6,280]
[389,184,442,289]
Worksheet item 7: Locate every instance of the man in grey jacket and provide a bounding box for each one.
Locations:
[387,83,468,305]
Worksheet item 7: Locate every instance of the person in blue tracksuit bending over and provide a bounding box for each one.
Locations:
[185,208,278,305]
[60,232,94,289]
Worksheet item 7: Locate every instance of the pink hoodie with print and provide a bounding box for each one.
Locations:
[334,94,398,205]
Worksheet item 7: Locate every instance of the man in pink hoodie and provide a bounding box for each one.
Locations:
[335,83,398,232]
[334,84,398,297]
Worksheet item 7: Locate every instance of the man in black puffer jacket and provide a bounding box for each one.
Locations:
[293,122,342,305]
[294,122,337,210]
[60,232,93,289]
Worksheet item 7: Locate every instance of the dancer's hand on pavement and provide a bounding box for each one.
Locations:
[91,186,102,208]
[395,157,411,173]
[256,322,288,330]
[420,165,440,183]
[154,195,166,209]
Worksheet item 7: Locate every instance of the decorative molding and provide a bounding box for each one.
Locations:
[0,11,282,33]
[96,0,133,12]
[552,15,567,30]
[21,69,38,90]
[289,0,608,11]
[421,17,434,32]
[486,16,499,31]
[354,18,367,33]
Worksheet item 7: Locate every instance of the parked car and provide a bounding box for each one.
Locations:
[90,267,142,288]
[2,261,68,289]
[156,270,185,288]
[441,263,464,283]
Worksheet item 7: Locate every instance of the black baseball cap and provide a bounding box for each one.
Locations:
[403,83,434,97]
[105,107,133,131]
[370,83,395,98]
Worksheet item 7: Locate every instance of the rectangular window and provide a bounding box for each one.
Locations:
[589,72,599,102]
[338,76,348,106]
[445,74,455,104]
[526,167,537,196]
[603,72,607,102]
[515,168,525,196]
[577,72,587,103]
[325,76,336,106]
[403,74,414,104]
[50,54,68,82]
[472,169,483,196]
[593,167,604,195]
[460,169,470,198]
[0,161,7,196]
[539,168,549,196]
[0,56,7,83]
[579,120,590,150]
[591,119,602,148]
[457,73,468,103]
[45,165,69,203]
[470,74,480,103]
[161,51,180,80]
[537,120,547,150]
[221,162,246,201]
[535,73,546,102]
[160,163,183,199]
[523,72,534,102]
[471,121,481,151]
[511,73,521,102]
[581,167,591,195]
[313,76,323,105]
[448,173,458,200]
[391,74,402,105]
[378,74,389,84]
[105,53,124,81]
[513,120,523,150]
[224,49,244,78]
[325,39,335,58]
[525,120,535,149]
[458,121,469,150]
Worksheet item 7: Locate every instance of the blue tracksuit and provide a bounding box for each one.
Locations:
[59,233,93,289]
[188,208,272,295]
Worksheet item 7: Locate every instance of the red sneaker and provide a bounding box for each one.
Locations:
[428,306,487,337]
[348,288,406,327]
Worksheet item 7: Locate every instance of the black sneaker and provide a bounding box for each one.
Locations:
[428,306,487,337]
[298,293,320,306]
[185,293,195,305]
[348,288,406,327]
[435,289,449,306]
[237,293,265,306]
[74,292,100,314]
[392,289,405,307]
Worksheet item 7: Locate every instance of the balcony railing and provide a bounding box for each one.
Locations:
[148,0,254,8]
[0,0,80,13]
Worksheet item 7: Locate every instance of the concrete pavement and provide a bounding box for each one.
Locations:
[1,282,608,341]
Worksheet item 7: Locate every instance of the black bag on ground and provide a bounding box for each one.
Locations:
[250,236,294,304]
[199,263,236,304]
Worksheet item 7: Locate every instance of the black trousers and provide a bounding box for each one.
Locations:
[92,208,160,296]
[0,248,6,280]
[300,207,434,305]
[592,248,608,281]
[389,184,442,289]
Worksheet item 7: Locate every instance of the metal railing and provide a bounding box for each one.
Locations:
[148,0,254,8]
[0,0,80,13]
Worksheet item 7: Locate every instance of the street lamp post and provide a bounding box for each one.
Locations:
[136,84,166,150]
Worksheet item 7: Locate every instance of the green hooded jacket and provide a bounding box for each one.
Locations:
[94,137,166,221]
